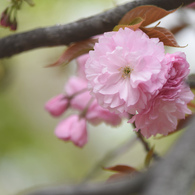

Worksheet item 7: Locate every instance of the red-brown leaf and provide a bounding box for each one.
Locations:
[119,5,176,26]
[176,114,194,131]
[103,165,138,173]
[114,17,145,31]
[47,38,98,67]
[141,26,183,47]
[188,102,195,109]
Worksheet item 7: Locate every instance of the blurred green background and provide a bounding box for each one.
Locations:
[0,1,194,194]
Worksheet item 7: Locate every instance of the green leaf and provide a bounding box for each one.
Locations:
[113,17,144,31]
[144,146,155,167]
[129,17,144,25]
[24,0,35,6]
[119,5,176,27]
[47,38,98,67]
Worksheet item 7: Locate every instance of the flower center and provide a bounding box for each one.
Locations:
[120,66,132,78]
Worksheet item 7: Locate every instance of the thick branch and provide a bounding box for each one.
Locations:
[23,116,195,195]
[141,118,195,195]
[0,0,194,59]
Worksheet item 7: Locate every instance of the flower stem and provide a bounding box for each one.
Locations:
[136,130,160,160]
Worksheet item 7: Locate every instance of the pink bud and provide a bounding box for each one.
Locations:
[0,14,10,27]
[10,17,17,31]
[45,94,69,117]
[55,115,87,147]
[0,8,8,26]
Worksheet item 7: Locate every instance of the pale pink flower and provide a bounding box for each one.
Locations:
[65,76,90,110]
[129,52,194,138]
[76,54,89,80]
[85,28,167,114]
[86,101,122,126]
[129,84,193,138]
[45,94,69,117]
[55,115,87,147]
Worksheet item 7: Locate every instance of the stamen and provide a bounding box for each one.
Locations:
[119,66,132,78]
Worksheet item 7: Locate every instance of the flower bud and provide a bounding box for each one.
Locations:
[10,17,17,31]
[55,115,87,147]
[45,94,69,117]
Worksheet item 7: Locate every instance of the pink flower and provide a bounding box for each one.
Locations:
[86,101,122,126]
[55,115,87,147]
[65,76,122,126]
[165,52,190,85]
[76,54,89,80]
[85,28,167,115]
[45,94,69,117]
[129,84,193,138]
[129,52,194,138]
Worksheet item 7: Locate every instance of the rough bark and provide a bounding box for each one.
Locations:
[0,0,194,58]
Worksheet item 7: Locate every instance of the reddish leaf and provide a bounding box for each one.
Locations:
[188,102,195,109]
[47,38,98,67]
[119,5,176,26]
[103,165,138,173]
[114,17,145,31]
[176,114,194,131]
[107,173,127,182]
[170,23,189,35]
[144,146,155,167]
[141,26,183,47]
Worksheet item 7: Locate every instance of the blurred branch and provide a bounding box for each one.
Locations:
[0,0,195,59]
[83,135,137,182]
[23,116,195,195]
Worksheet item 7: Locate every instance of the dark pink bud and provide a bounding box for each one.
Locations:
[45,94,69,117]
[0,8,10,27]
[10,17,17,31]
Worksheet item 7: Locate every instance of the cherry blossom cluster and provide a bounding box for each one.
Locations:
[45,55,122,147]
[46,27,194,147]
[85,28,194,138]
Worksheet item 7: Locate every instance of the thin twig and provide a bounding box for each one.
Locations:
[136,131,160,160]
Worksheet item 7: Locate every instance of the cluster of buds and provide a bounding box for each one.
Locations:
[45,55,123,147]
[0,7,17,31]
[0,0,34,31]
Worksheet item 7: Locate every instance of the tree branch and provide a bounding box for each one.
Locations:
[22,116,195,195]
[0,0,194,59]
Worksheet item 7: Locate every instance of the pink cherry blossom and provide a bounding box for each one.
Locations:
[76,54,89,80]
[129,84,193,138]
[45,94,69,117]
[86,100,122,126]
[65,76,90,110]
[129,52,194,138]
[55,115,87,147]
[85,28,167,115]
